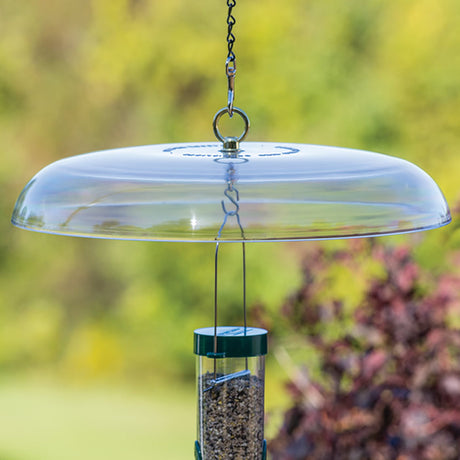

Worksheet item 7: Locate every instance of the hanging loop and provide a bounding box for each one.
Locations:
[213,107,250,146]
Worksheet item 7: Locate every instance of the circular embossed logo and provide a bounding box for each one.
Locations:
[163,143,300,159]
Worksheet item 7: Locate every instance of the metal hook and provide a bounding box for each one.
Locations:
[226,58,236,117]
[221,187,240,216]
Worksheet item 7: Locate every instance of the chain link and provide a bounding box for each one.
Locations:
[226,0,237,116]
[226,0,237,64]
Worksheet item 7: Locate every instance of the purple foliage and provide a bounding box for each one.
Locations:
[268,241,460,460]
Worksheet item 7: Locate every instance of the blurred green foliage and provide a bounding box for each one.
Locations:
[0,0,460,457]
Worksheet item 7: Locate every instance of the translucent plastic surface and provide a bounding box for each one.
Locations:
[197,355,265,460]
[12,142,451,241]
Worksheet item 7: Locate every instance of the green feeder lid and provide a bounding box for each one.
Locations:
[194,326,268,358]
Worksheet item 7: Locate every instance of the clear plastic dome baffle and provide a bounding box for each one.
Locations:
[11,142,451,242]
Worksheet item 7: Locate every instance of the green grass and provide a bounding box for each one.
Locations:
[0,378,195,460]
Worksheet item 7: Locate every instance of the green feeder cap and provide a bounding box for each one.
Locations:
[194,326,268,358]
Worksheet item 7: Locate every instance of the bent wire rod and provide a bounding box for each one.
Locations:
[213,163,247,379]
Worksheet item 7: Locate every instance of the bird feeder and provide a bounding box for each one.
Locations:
[194,327,268,459]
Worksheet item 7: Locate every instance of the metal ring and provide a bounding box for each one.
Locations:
[213,107,250,143]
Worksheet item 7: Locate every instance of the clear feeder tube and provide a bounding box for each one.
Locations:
[194,327,267,460]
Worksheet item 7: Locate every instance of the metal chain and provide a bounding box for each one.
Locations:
[226,0,237,64]
[213,0,250,135]
[226,0,237,117]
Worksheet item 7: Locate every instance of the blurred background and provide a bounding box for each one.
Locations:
[1,0,460,458]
